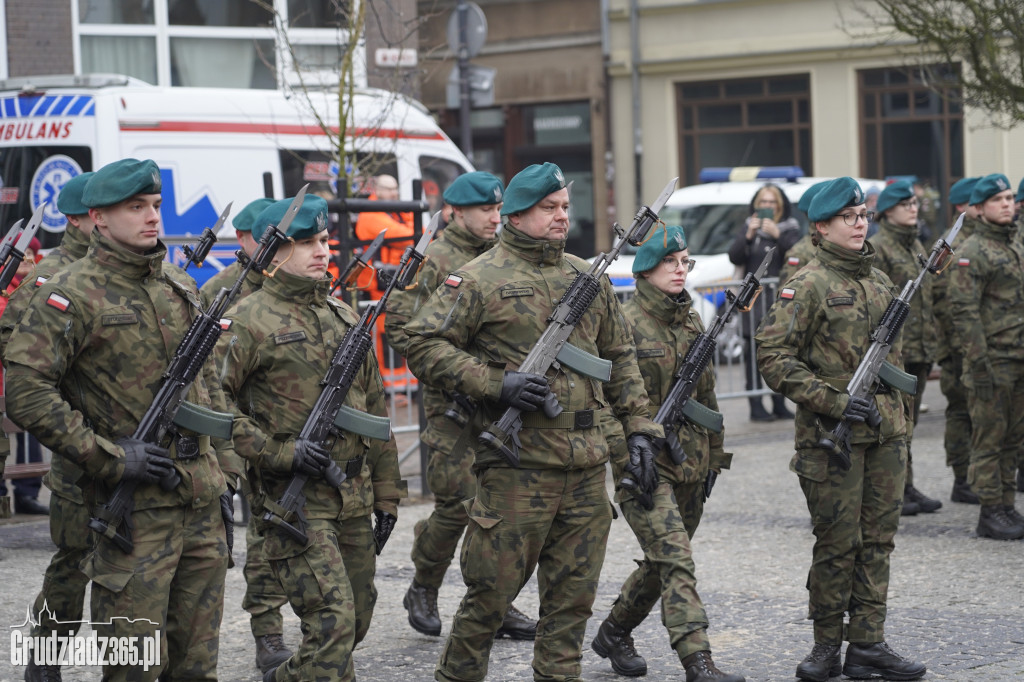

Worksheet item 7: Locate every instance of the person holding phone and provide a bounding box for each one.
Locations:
[728,183,801,421]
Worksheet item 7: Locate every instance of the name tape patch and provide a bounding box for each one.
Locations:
[274,330,307,345]
[827,296,854,307]
[500,287,534,298]
[101,313,139,326]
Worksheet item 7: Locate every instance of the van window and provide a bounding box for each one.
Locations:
[419,155,467,214]
[279,149,397,199]
[659,204,749,256]
[0,146,93,248]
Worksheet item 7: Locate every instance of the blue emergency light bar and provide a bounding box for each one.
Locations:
[699,166,805,183]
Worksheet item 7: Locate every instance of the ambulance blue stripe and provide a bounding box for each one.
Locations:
[0,95,95,118]
[67,96,90,115]
[17,96,41,116]
[83,101,95,116]
[50,96,74,115]
[2,99,14,117]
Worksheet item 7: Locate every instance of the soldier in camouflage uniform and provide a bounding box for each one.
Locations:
[384,172,537,640]
[932,177,981,504]
[590,225,744,682]
[199,197,295,674]
[871,180,942,516]
[219,195,406,682]
[0,172,94,682]
[756,177,925,682]
[401,163,663,682]
[5,158,232,681]
[777,181,829,286]
[948,173,1024,540]
[1016,177,1024,495]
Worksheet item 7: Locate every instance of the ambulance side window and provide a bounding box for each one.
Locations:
[278,149,397,199]
[419,156,468,214]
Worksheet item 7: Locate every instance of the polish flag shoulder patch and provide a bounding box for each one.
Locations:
[34,276,47,287]
[444,273,463,288]
[787,257,801,266]
[46,293,70,312]
[958,257,970,267]
[780,288,796,300]
[220,318,233,331]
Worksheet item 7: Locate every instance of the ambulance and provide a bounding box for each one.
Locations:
[0,73,473,287]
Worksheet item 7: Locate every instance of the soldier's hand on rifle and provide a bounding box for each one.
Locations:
[291,438,332,478]
[498,371,549,412]
[116,437,173,485]
[840,395,874,424]
[372,509,397,556]
[627,433,659,494]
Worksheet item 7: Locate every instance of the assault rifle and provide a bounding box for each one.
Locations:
[818,212,964,469]
[328,229,387,296]
[644,247,774,468]
[89,187,307,553]
[477,177,678,467]
[0,204,45,291]
[263,211,441,544]
[180,202,231,272]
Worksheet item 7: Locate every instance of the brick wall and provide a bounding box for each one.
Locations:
[6,0,74,77]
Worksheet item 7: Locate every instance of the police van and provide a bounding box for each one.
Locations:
[0,73,473,287]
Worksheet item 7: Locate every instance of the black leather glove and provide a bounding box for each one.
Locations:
[841,396,873,424]
[292,439,332,478]
[117,437,173,485]
[498,371,549,411]
[372,510,397,556]
[220,488,235,568]
[627,434,658,494]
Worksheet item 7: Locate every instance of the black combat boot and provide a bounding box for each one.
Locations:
[24,658,62,682]
[950,476,979,504]
[1017,467,1024,493]
[843,641,926,680]
[1002,504,1024,526]
[682,650,745,682]
[749,398,774,422]
[771,394,794,420]
[904,485,942,513]
[591,616,647,677]
[403,580,442,636]
[795,643,840,682]
[254,633,292,674]
[495,603,537,640]
[900,490,920,516]
[977,504,1024,540]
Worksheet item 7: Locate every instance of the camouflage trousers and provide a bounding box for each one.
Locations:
[84,499,229,682]
[263,514,377,682]
[610,480,710,662]
[965,359,1024,506]
[412,444,476,589]
[939,355,972,476]
[903,362,932,488]
[30,492,91,639]
[436,465,612,682]
[792,437,906,645]
[242,514,288,637]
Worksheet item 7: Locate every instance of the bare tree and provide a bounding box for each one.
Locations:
[851,0,1024,124]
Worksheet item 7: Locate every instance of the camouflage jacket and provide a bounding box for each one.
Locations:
[385,219,495,450]
[624,279,731,484]
[220,269,405,520]
[199,255,263,309]
[930,216,977,363]
[869,219,936,364]
[949,219,1024,366]
[777,233,816,286]
[4,232,228,511]
[401,223,662,471]
[0,224,91,502]
[755,239,907,449]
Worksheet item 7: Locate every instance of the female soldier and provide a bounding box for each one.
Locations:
[755,177,926,682]
[591,225,744,682]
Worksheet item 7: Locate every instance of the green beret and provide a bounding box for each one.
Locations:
[233,198,275,232]
[83,159,162,208]
[796,181,830,214]
[632,225,687,274]
[875,179,914,214]
[252,195,329,242]
[969,173,1012,205]
[1016,177,1024,203]
[500,162,567,216]
[443,172,504,207]
[807,177,865,222]
[56,172,94,216]
[949,177,980,206]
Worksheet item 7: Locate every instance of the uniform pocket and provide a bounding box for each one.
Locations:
[790,449,828,483]
[83,544,135,594]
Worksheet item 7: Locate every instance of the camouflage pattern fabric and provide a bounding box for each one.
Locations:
[4,232,230,679]
[219,268,404,680]
[401,223,660,681]
[949,218,1024,506]
[199,256,263,309]
[778,233,816,285]
[385,219,495,588]
[756,238,908,646]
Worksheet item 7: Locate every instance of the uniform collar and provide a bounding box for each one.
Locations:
[444,220,496,253]
[817,238,876,278]
[499,223,565,265]
[262,267,332,305]
[879,218,919,249]
[61,224,92,261]
[88,231,168,279]
[973,217,1015,242]
[634,277,692,323]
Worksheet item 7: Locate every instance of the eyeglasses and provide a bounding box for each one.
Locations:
[660,256,696,272]
[836,211,875,227]
[897,198,919,210]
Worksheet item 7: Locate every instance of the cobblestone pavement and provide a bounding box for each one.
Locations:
[1,384,1022,681]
